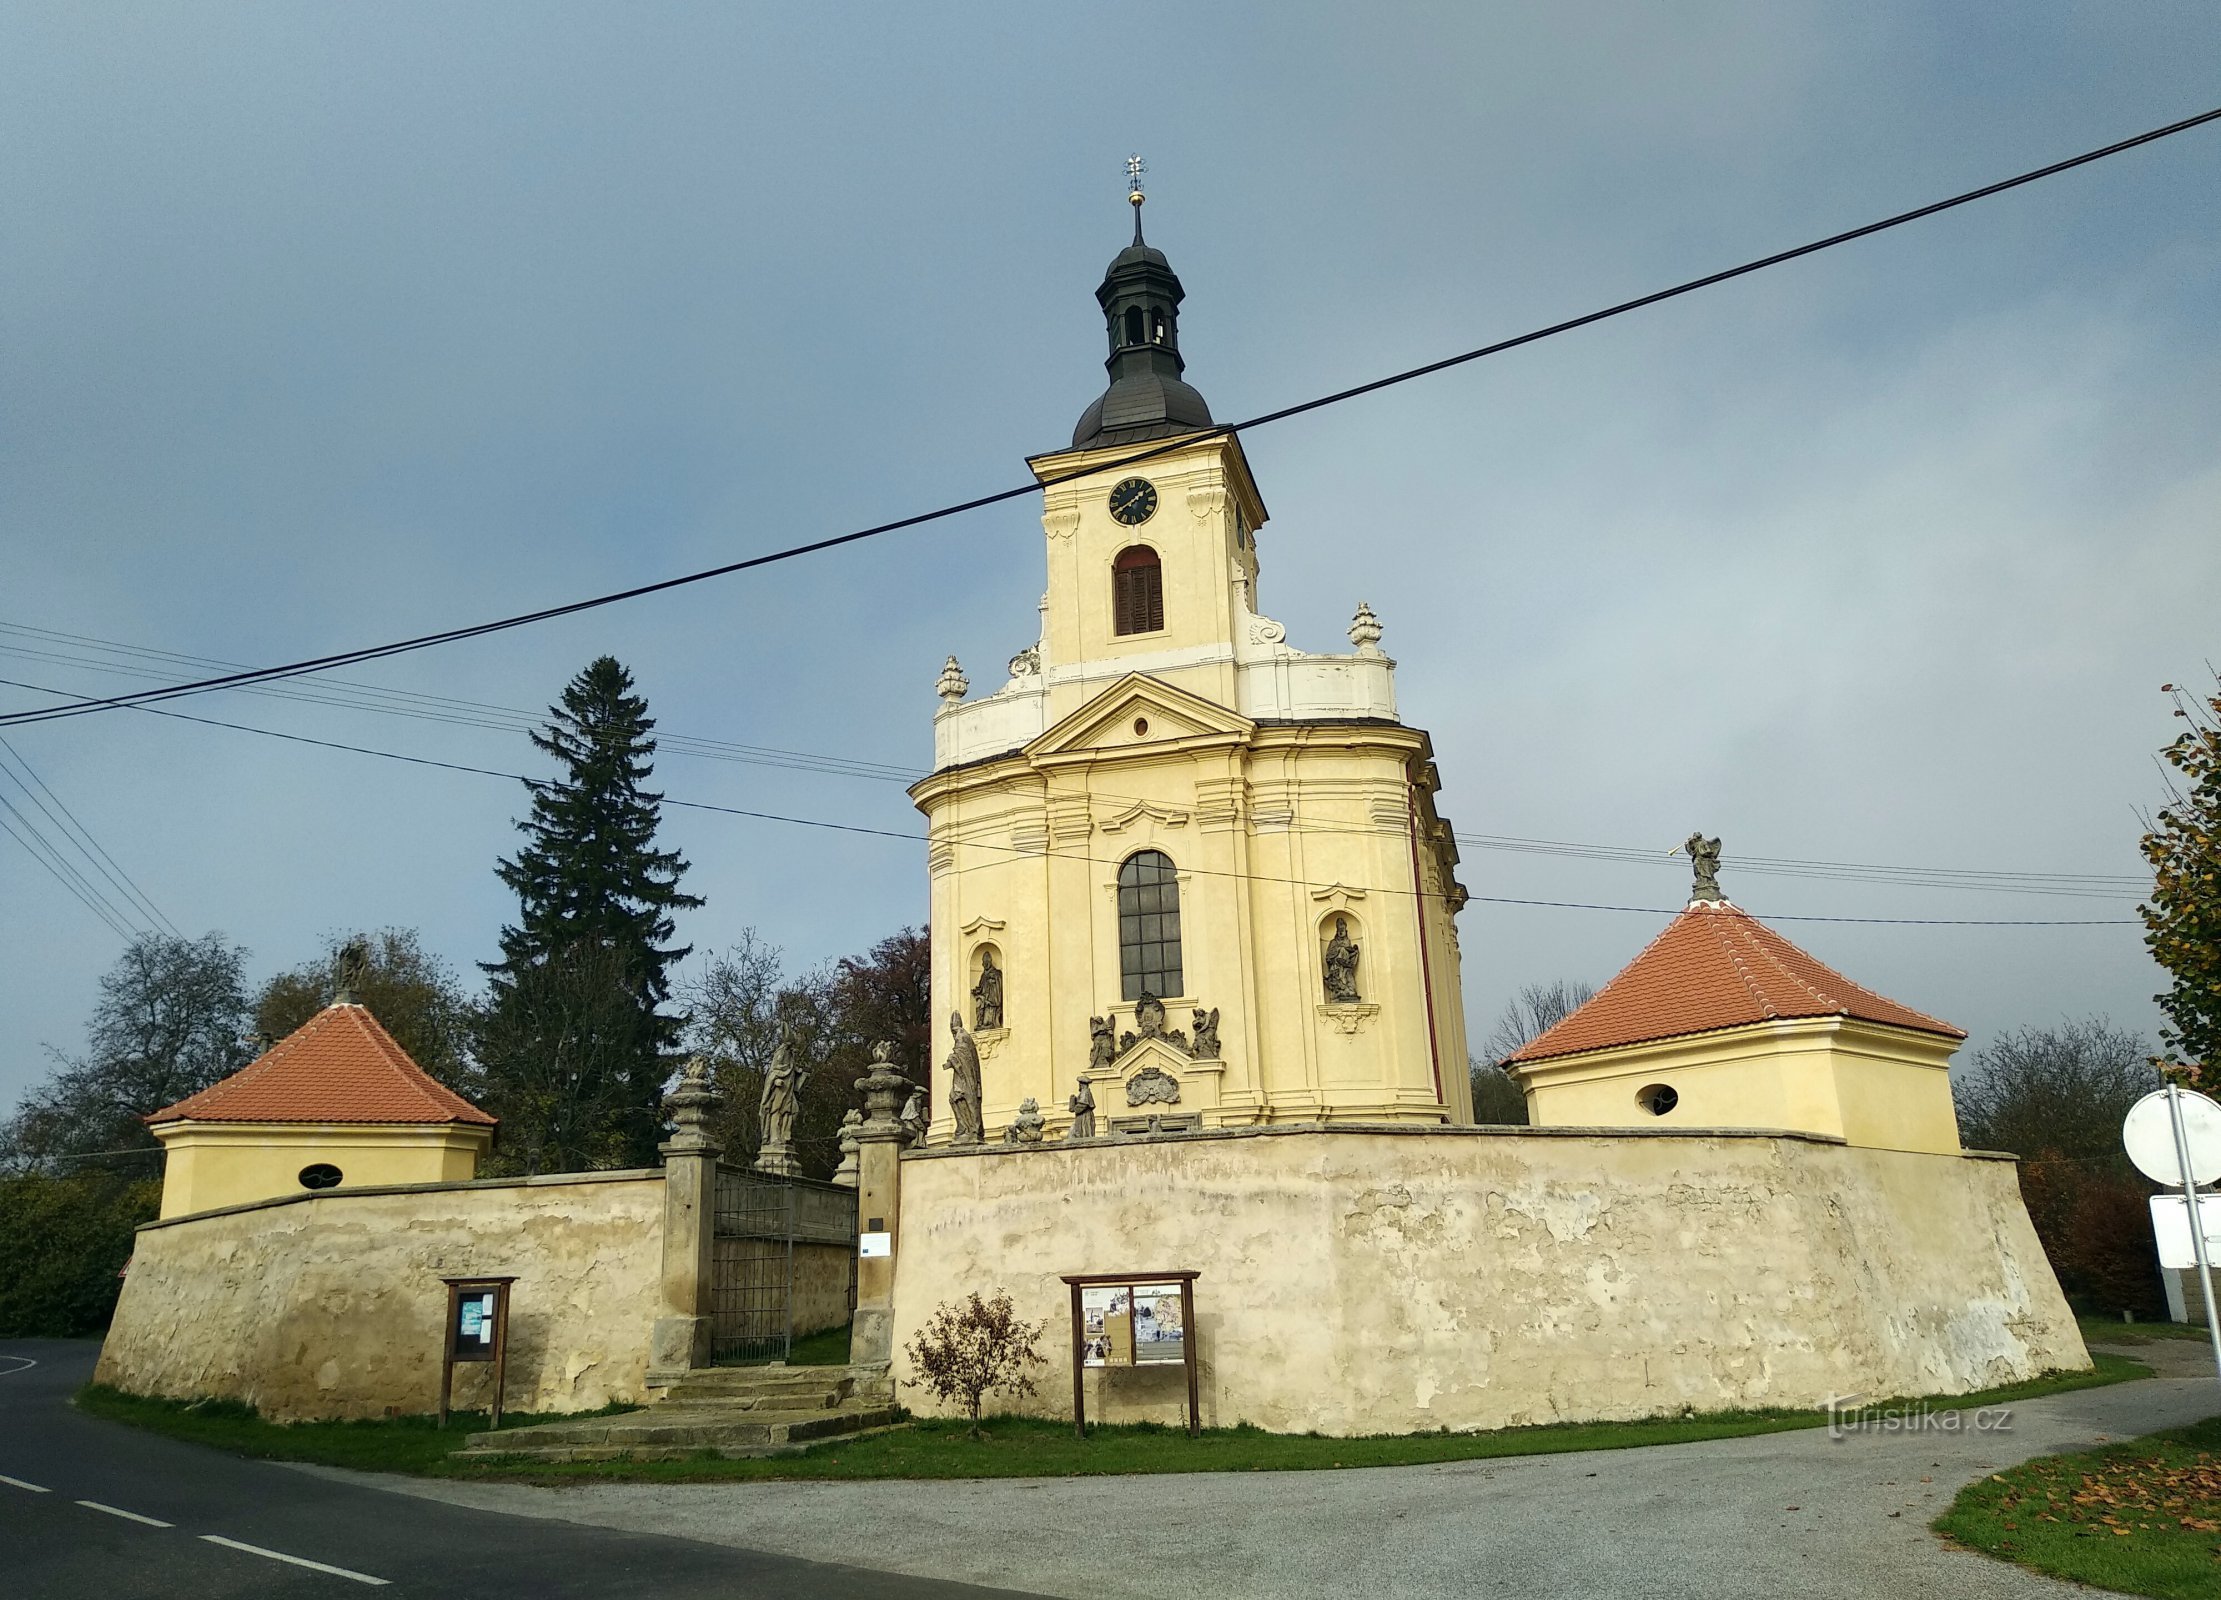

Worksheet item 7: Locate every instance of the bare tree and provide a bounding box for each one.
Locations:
[1482,979,1596,1065]
[1953,1017,2159,1162]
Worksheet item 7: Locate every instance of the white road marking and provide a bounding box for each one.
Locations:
[0,1356,37,1376]
[0,1473,51,1493]
[77,1498,174,1527]
[200,1535,390,1586]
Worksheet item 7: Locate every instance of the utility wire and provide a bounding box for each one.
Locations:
[0,676,2136,927]
[5,102,2216,730]
[0,637,2146,901]
[0,734,179,936]
[0,796,142,940]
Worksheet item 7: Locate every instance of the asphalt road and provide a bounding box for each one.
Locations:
[1,1339,1032,1600]
[377,1341,2221,1600]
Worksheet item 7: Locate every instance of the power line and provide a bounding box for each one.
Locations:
[0,734,180,936]
[0,634,2147,901]
[5,102,2217,730]
[0,676,2136,927]
[0,795,142,940]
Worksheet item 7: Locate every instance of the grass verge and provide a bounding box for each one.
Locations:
[1936,1415,2221,1600]
[2080,1314,2217,1347]
[72,1386,632,1475]
[79,1352,2148,1484]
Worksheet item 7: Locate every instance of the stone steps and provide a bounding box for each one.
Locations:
[457,1364,900,1462]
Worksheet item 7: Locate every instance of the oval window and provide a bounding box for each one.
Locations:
[298,1163,344,1191]
[1636,1085,1679,1117]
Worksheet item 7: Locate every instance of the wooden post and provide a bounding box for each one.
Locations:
[1180,1276,1200,1437]
[1069,1279,1087,1438]
[437,1280,459,1428]
[489,1281,510,1429]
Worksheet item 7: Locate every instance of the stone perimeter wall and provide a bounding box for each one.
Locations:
[96,1171,665,1421]
[889,1125,2087,1436]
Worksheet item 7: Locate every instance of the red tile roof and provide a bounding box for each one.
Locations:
[1507,901,1964,1065]
[147,1003,496,1127]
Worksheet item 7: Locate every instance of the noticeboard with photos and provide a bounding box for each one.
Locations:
[1060,1270,1200,1437]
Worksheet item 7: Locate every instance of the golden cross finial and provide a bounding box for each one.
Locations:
[1125,153,1146,206]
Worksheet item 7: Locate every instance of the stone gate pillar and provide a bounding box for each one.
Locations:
[651,1057,722,1377]
[850,1043,916,1367]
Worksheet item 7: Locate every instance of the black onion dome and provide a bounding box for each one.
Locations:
[1070,211,1214,450]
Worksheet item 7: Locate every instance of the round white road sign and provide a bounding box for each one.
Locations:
[2123,1088,2221,1188]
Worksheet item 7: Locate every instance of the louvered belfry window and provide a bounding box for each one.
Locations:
[1112,545,1164,636]
[1117,850,1183,1000]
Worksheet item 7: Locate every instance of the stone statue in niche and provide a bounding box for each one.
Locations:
[1088,1015,1116,1071]
[1004,1098,1046,1144]
[1119,992,1189,1056]
[1125,1064,1183,1107]
[971,949,1004,1030]
[755,1023,808,1176]
[1067,1076,1097,1138]
[943,1012,985,1145]
[1322,916,1362,1004]
[1191,1008,1221,1060]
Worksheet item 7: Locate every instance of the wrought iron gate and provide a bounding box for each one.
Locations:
[710,1165,858,1363]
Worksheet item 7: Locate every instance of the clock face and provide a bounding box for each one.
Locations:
[1108,477,1158,526]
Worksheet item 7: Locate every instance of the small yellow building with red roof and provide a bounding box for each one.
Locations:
[1508,896,1967,1155]
[147,995,496,1219]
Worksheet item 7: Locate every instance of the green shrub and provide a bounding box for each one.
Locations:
[0,1172,159,1335]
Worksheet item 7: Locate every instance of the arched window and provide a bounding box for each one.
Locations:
[1112,545,1163,636]
[1150,308,1168,344]
[1123,306,1145,345]
[1118,850,1183,1000]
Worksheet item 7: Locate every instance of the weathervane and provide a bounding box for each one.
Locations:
[1126,153,1147,243]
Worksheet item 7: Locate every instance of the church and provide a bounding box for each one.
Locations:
[912,182,1471,1139]
[96,189,2090,1443]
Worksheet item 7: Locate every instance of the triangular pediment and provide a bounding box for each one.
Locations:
[1025,674,1255,764]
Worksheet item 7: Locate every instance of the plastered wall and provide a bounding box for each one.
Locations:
[888,1125,2086,1435]
[96,1171,664,1421]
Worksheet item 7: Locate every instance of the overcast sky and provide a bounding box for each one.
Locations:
[4,3,2217,1113]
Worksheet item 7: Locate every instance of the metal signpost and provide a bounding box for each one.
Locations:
[437,1275,516,1428]
[2122,1085,2221,1386]
[1060,1270,1201,1439]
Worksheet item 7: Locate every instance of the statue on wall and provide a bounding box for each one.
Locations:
[831,1109,863,1187]
[1191,1007,1221,1060]
[1683,832,1724,903]
[755,1023,808,1176]
[334,938,370,1006]
[1067,1076,1097,1139]
[1004,1097,1046,1144]
[1088,1015,1116,1071]
[943,1012,985,1145]
[899,1085,929,1142]
[1322,916,1362,1004]
[971,949,1004,1031]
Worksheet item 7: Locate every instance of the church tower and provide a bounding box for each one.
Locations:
[911,185,1470,1139]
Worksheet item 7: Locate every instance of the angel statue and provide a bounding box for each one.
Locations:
[1682,832,1724,902]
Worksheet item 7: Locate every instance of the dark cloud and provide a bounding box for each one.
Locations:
[4,4,2216,1103]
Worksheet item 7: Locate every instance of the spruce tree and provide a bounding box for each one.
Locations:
[482,657,702,1168]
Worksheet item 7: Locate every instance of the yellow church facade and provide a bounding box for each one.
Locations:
[910,209,1469,1140]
